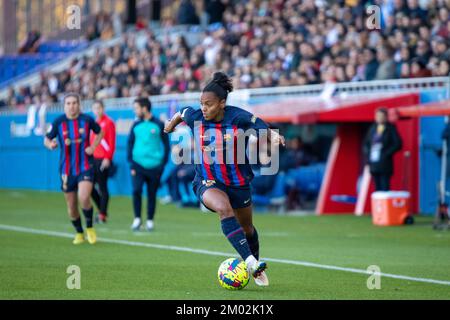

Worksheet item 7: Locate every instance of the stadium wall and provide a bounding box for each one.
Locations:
[0,108,167,197]
[419,89,448,215]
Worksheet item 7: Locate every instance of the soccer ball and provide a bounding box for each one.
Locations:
[217,258,249,290]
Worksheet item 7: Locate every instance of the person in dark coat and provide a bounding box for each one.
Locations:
[177,0,200,25]
[363,108,402,191]
[205,0,226,24]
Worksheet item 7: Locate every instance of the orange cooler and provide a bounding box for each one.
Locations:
[371,191,410,226]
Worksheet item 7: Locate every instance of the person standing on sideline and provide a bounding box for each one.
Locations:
[128,97,170,231]
[363,108,402,191]
[90,100,116,223]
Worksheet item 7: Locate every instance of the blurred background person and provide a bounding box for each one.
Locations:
[363,108,402,191]
[127,97,169,231]
[90,100,116,224]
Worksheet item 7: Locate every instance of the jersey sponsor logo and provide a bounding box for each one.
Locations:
[223,133,232,141]
[202,179,216,187]
[65,138,83,145]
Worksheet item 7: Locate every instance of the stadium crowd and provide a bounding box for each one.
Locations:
[2,0,450,109]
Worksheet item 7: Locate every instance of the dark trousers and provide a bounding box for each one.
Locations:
[132,167,162,220]
[92,158,110,215]
[372,173,391,191]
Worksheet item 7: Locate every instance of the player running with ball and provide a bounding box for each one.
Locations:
[164,72,285,286]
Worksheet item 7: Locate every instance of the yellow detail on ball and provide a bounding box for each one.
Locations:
[217,258,249,290]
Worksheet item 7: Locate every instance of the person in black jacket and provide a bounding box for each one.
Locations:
[177,0,200,25]
[363,108,402,191]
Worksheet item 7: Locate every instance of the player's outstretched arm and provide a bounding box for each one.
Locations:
[44,137,58,150]
[164,111,184,133]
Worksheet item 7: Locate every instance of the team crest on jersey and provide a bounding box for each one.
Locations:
[223,133,232,141]
[79,128,85,134]
[65,138,71,146]
[202,180,216,187]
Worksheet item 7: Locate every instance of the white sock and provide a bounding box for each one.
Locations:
[245,255,258,272]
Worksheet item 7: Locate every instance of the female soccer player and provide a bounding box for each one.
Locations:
[44,93,104,245]
[164,72,285,286]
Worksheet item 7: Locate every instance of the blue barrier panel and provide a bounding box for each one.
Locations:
[419,89,448,215]
[0,109,150,195]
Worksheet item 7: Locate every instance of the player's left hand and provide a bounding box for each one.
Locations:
[271,130,286,147]
[164,120,175,133]
[85,146,95,155]
[100,158,111,171]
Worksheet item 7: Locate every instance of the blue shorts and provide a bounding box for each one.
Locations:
[193,178,252,212]
[60,169,94,193]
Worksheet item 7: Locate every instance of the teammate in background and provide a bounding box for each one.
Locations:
[128,97,170,231]
[44,93,104,244]
[164,72,285,286]
[90,100,116,224]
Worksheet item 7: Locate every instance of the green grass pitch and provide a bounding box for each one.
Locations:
[0,189,449,299]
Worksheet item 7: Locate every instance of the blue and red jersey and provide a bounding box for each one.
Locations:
[180,105,269,188]
[46,114,101,176]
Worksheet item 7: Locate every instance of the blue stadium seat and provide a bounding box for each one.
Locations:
[252,172,287,212]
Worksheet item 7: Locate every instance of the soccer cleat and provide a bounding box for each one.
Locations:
[146,219,154,231]
[73,233,85,245]
[253,270,269,287]
[249,261,267,279]
[86,228,97,244]
[131,218,141,231]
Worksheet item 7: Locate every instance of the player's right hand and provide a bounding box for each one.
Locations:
[48,140,58,150]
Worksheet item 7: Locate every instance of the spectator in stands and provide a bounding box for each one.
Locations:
[136,15,149,31]
[375,46,396,80]
[18,30,41,54]
[177,0,200,25]
[205,0,227,24]
[363,108,402,191]
[410,58,432,78]
[7,0,450,108]
[363,48,379,81]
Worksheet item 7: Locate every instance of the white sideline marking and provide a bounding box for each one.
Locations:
[1,224,450,287]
